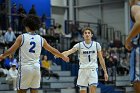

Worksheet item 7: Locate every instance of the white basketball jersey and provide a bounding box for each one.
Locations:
[19,33,44,66]
[73,41,101,68]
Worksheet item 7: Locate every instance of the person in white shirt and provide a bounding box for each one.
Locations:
[6,63,18,91]
[62,27,108,93]
[4,27,16,47]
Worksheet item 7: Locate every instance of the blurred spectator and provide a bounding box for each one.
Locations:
[41,55,59,79]
[54,23,65,36]
[0,31,5,46]
[113,37,123,48]
[108,40,114,48]
[47,26,55,36]
[17,4,26,31]
[0,68,8,77]
[6,63,18,91]
[4,27,16,48]
[39,23,46,35]
[117,57,129,75]
[11,3,18,31]
[42,55,51,70]
[4,54,18,70]
[29,4,36,15]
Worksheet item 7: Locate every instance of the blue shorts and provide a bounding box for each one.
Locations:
[130,47,140,82]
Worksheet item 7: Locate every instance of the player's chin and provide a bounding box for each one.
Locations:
[85,38,90,40]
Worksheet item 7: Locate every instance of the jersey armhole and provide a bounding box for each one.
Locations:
[41,37,44,47]
[20,34,24,47]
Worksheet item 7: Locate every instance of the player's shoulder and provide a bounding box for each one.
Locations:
[93,41,99,44]
[131,5,140,13]
[93,41,101,46]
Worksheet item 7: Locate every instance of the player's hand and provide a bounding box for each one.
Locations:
[62,56,69,62]
[104,72,108,81]
[125,38,132,51]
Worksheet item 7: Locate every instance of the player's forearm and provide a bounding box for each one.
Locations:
[99,58,107,73]
[127,22,140,40]
[50,48,65,58]
[63,48,76,56]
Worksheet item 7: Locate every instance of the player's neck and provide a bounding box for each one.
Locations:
[28,31,36,35]
[85,40,91,44]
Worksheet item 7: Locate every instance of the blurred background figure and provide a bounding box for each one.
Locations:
[29,4,36,15]
[6,63,18,91]
[4,54,18,70]
[41,55,59,79]
[4,27,16,48]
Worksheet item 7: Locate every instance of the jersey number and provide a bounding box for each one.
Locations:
[88,55,91,62]
[29,41,36,53]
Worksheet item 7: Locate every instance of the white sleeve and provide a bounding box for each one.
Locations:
[73,43,79,51]
[96,42,101,51]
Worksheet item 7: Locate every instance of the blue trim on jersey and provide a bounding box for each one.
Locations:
[83,41,93,49]
[20,35,24,47]
[40,37,42,48]
[96,68,98,75]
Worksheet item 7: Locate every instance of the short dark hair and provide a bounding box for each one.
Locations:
[82,27,94,35]
[22,15,41,31]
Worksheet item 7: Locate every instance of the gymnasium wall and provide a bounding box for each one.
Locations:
[77,0,125,34]
[51,0,67,29]
[50,0,126,34]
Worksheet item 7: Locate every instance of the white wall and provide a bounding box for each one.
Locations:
[51,0,67,30]
[78,6,101,23]
[51,0,66,6]
[77,0,100,6]
[76,0,125,34]
[103,3,125,34]
[51,7,66,26]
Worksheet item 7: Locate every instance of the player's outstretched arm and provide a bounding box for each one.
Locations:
[98,51,108,81]
[62,48,77,57]
[43,38,69,62]
[0,35,22,60]
[125,5,140,50]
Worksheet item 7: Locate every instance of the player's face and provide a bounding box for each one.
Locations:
[83,30,93,40]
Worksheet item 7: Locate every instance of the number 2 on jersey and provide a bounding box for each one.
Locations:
[29,41,36,53]
[88,55,91,62]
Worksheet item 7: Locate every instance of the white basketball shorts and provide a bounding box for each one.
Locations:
[77,68,98,87]
[17,63,41,90]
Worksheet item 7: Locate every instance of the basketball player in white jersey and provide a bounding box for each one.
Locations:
[125,0,140,92]
[0,15,69,93]
[62,27,108,93]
